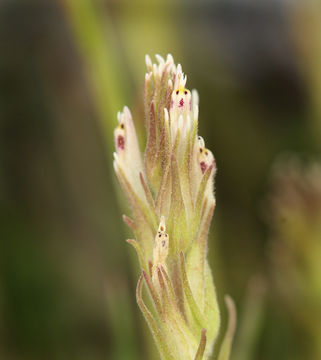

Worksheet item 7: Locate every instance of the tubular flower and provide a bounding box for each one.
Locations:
[113,54,236,360]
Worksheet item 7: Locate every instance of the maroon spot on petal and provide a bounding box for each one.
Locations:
[117,135,125,150]
[179,98,184,108]
[189,99,192,110]
[200,161,207,174]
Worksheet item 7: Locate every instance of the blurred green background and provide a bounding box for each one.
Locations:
[1,1,320,359]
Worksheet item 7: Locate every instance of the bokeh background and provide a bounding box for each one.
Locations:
[1,0,320,359]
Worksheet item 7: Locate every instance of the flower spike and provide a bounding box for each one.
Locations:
[114,54,236,359]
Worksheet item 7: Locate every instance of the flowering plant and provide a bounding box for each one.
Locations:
[113,54,235,360]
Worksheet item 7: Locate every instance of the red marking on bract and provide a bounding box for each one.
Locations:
[179,98,184,108]
[117,135,125,150]
[200,161,207,174]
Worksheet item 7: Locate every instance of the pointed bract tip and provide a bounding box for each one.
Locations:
[158,215,166,232]
[145,54,152,68]
[123,105,131,117]
[198,136,205,148]
[224,295,236,316]
[192,89,199,106]
[182,74,187,86]
[152,63,158,74]
[155,54,165,64]
[145,72,151,81]
[224,294,237,339]
[113,160,118,173]
[164,108,169,122]
[166,53,174,64]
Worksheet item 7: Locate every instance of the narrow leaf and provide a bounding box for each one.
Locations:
[140,172,155,210]
[145,101,157,162]
[168,156,187,253]
[123,214,136,231]
[194,329,207,360]
[155,159,171,217]
[157,267,197,356]
[136,275,175,360]
[126,239,146,270]
[116,166,158,232]
[203,261,220,343]
[195,164,213,213]
[217,296,237,360]
[148,260,153,278]
[142,270,163,317]
[179,252,206,329]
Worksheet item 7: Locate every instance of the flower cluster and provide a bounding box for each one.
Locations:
[114,54,235,359]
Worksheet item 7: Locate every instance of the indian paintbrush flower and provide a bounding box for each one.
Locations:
[113,54,235,360]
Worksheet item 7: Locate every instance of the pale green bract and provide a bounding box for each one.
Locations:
[113,54,236,360]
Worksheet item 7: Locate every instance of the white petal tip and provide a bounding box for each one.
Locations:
[145,54,152,68]
[198,136,205,148]
[155,54,165,64]
[166,54,174,64]
[164,108,169,120]
[159,215,166,231]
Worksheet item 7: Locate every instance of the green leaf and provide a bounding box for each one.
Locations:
[136,275,175,360]
[203,261,220,345]
[179,252,207,332]
[216,296,237,360]
[194,329,207,360]
[116,165,158,235]
[126,239,146,271]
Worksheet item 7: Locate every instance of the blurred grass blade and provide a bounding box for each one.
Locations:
[59,0,126,151]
